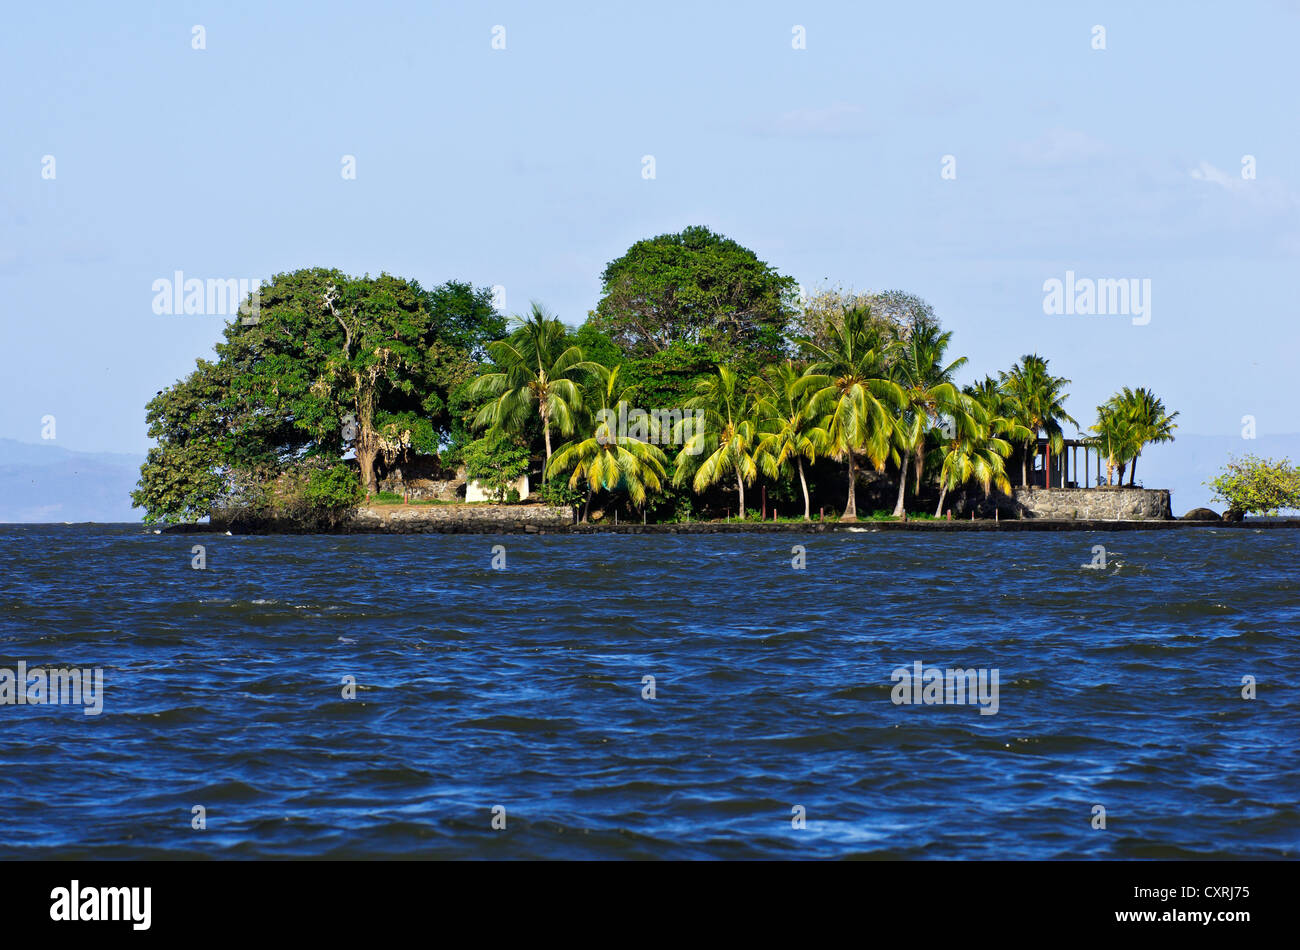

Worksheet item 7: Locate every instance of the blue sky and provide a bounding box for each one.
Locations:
[2,1,1298,509]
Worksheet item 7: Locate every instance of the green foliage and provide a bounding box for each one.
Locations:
[375,410,440,457]
[570,324,624,369]
[619,341,720,411]
[1000,354,1077,454]
[1087,387,1178,486]
[591,225,797,359]
[462,432,531,501]
[418,280,507,359]
[131,441,228,525]
[887,324,968,515]
[134,239,1181,528]
[467,303,599,476]
[131,357,237,524]
[672,365,759,514]
[753,361,823,520]
[1208,455,1300,516]
[304,463,366,514]
[535,480,583,508]
[795,306,905,519]
[547,364,669,514]
[134,269,503,521]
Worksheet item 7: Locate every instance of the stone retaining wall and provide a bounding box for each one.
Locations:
[1010,487,1172,520]
[349,503,571,531]
[209,503,573,533]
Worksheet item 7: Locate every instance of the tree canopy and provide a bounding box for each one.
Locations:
[133,227,1183,527]
[590,225,797,361]
[132,269,503,522]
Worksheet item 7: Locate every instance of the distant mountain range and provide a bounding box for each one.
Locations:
[0,439,145,523]
[1,433,1296,523]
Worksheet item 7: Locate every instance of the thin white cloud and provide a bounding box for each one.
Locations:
[1189,159,1298,213]
[1010,128,1112,167]
[755,103,871,138]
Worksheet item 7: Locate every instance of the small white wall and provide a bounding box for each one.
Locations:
[465,474,530,503]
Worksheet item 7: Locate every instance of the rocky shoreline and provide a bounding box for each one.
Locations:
[163,503,1300,535]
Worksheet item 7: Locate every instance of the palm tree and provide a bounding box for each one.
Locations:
[467,303,591,480]
[796,306,904,521]
[753,361,825,521]
[672,365,759,518]
[999,355,1077,490]
[547,364,668,520]
[1088,403,1133,486]
[888,324,968,517]
[1088,387,1178,486]
[931,393,1027,516]
[935,397,1013,517]
[1115,387,1178,486]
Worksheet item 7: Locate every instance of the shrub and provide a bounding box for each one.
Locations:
[1208,455,1300,517]
[536,480,583,509]
[303,464,366,524]
[462,432,530,501]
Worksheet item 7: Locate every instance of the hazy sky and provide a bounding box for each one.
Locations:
[3,1,1297,464]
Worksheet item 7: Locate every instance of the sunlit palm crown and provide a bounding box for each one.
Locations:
[794,305,905,470]
[753,361,826,476]
[546,364,667,507]
[467,303,588,437]
[673,365,759,494]
[999,353,1078,452]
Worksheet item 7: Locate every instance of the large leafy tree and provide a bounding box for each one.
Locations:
[319,274,455,491]
[999,354,1077,490]
[131,358,238,524]
[796,306,904,521]
[672,365,760,517]
[591,225,797,361]
[133,268,502,521]
[793,285,940,353]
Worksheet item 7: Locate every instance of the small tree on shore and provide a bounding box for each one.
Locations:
[1208,455,1300,518]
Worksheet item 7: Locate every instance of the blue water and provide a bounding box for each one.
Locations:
[0,525,1296,858]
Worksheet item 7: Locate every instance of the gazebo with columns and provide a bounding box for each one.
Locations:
[1012,436,1108,489]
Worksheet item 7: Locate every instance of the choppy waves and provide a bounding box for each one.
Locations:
[0,525,1296,858]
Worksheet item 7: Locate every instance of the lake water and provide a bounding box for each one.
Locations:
[0,524,1296,858]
